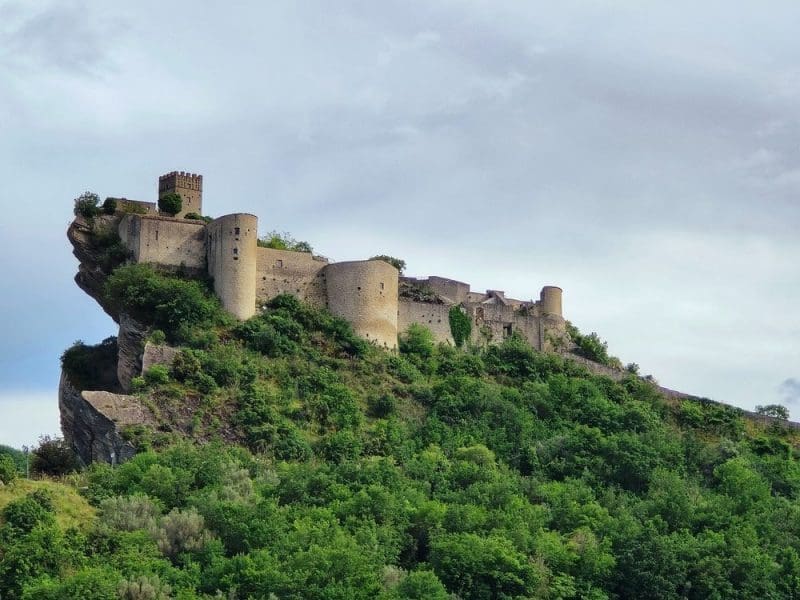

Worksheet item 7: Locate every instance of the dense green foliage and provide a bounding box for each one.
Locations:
[257,231,313,253]
[158,193,183,217]
[102,197,118,215]
[104,264,230,343]
[73,191,100,219]
[369,255,406,274]
[14,270,800,598]
[448,305,472,347]
[61,337,119,391]
[566,322,622,368]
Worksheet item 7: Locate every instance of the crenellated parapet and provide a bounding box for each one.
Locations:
[158,171,203,218]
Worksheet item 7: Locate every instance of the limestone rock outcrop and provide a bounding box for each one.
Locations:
[59,372,155,465]
[117,313,149,392]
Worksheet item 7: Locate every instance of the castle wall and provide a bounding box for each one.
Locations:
[207,214,258,320]
[113,199,158,215]
[118,214,206,270]
[325,260,399,349]
[256,247,328,307]
[398,300,454,344]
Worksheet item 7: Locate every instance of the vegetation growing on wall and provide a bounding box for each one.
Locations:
[369,255,406,274]
[158,192,183,217]
[448,305,472,347]
[257,230,313,253]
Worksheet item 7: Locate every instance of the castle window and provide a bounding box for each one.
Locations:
[380,282,385,290]
[503,323,513,338]
[275,259,283,268]
[234,227,240,235]
[233,248,238,255]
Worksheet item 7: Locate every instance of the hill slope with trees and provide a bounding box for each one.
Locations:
[4,264,800,599]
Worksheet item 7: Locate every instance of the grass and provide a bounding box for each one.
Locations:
[0,478,96,530]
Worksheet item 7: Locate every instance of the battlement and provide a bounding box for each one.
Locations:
[158,171,203,218]
[158,171,203,192]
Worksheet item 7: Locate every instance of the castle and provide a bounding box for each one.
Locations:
[113,171,568,350]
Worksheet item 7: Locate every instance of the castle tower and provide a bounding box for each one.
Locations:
[158,171,203,218]
[207,214,258,320]
[325,260,400,348]
[540,286,563,317]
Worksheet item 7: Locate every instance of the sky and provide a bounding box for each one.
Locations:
[1,1,798,448]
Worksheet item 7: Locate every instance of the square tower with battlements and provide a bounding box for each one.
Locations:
[158,171,203,218]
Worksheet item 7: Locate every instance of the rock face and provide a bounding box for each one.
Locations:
[142,342,179,373]
[59,372,156,465]
[117,313,149,392]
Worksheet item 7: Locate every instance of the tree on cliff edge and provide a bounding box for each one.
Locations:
[158,193,182,217]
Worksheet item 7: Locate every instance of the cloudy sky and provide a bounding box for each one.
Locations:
[1,1,798,448]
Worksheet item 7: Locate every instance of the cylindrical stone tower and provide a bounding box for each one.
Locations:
[207,213,258,320]
[324,260,399,348]
[540,286,563,317]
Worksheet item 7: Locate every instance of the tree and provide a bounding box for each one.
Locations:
[31,436,80,476]
[73,191,100,219]
[102,197,117,215]
[0,453,17,484]
[257,231,313,253]
[755,404,789,420]
[369,255,406,274]
[158,192,182,216]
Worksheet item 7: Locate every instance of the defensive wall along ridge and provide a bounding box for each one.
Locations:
[110,171,568,351]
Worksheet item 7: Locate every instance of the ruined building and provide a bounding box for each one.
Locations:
[114,172,568,350]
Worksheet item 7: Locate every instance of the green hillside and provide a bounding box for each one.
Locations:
[4,264,800,599]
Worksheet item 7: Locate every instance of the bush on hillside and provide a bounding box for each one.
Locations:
[31,436,80,476]
[73,191,100,219]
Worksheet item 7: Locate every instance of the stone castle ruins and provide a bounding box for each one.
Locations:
[112,171,568,351]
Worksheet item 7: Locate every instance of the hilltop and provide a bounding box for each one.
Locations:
[2,190,800,598]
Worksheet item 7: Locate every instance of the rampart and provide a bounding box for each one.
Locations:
[109,171,569,352]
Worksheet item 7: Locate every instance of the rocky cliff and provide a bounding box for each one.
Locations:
[58,372,155,465]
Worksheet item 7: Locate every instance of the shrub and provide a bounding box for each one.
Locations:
[31,436,80,475]
[158,193,182,216]
[0,453,18,484]
[368,394,397,418]
[257,230,313,253]
[143,365,170,386]
[60,337,119,390]
[183,212,202,220]
[73,191,100,218]
[2,490,55,534]
[102,197,117,214]
[100,495,161,531]
[448,305,472,348]
[399,323,435,359]
[369,255,406,274]
[118,575,172,600]
[152,507,214,560]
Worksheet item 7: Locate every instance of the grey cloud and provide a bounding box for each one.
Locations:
[780,379,800,405]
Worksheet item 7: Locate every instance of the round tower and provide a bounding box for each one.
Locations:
[540,286,563,317]
[324,260,399,348]
[207,214,258,320]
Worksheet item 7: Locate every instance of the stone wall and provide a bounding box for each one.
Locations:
[398,300,454,344]
[325,260,400,348]
[207,213,258,320]
[256,247,328,307]
[118,214,206,271]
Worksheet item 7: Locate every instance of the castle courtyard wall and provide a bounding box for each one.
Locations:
[256,247,328,307]
[118,214,206,270]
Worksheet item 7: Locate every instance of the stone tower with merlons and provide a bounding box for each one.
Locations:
[158,171,203,218]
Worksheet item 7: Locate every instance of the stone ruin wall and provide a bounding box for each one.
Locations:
[118,214,206,272]
[398,300,454,344]
[256,247,328,307]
